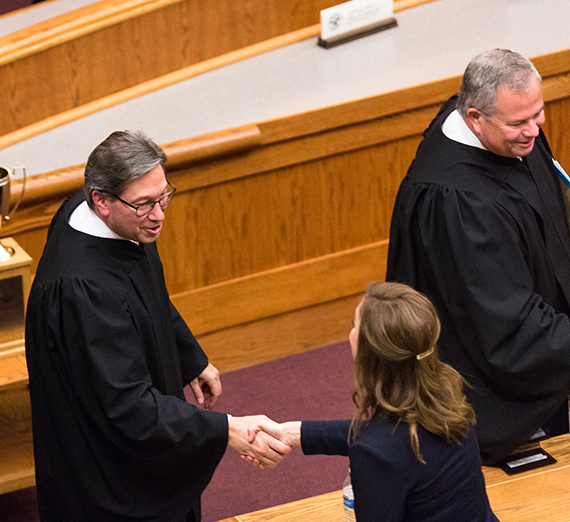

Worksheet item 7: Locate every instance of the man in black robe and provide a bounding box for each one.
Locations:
[25,131,289,521]
[386,49,570,465]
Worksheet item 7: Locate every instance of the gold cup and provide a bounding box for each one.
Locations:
[0,166,26,261]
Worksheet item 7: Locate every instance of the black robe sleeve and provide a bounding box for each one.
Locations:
[52,279,225,459]
[170,300,210,384]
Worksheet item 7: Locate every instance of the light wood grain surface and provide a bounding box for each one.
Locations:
[484,435,570,522]
[217,435,570,522]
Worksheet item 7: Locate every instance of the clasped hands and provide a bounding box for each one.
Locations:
[189,365,298,469]
[189,364,299,468]
[190,364,301,469]
[228,416,302,469]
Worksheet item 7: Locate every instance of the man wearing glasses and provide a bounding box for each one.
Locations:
[386,49,570,467]
[25,131,289,521]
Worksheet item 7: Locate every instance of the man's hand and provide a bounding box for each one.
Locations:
[189,363,221,410]
[228,416,291,469]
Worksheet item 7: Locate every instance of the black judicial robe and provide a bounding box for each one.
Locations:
[386,95,570,465]
[25,191,228,521]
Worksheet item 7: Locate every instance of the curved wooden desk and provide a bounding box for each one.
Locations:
[217,434,570,522]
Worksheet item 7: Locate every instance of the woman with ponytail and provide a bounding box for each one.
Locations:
[248,282,499,521]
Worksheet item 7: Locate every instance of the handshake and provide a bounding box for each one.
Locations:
[227,416,302,469]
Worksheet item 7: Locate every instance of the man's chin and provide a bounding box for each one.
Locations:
[515,140,535,156]
[141,235,160,244]
[141,223,162,240]
[139,230,161,243]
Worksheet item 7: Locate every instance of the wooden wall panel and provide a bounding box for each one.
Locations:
[543,98,570,163]
[171,240,389,336]
[198,294,364,373]
[161,137,421,295]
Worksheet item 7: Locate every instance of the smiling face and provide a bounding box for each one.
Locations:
[92,164,168,243]
[466,77,545,158]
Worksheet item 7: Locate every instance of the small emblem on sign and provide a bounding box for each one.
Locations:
[328,13,342,31]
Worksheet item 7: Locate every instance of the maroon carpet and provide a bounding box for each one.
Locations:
[197,341,354,521]
[0,1,34,16]
[0,341,354,522]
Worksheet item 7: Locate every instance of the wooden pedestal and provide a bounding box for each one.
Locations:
[0,238,32,359]
[0,238,34,494]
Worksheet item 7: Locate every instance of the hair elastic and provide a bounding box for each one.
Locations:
[416,347,435,360]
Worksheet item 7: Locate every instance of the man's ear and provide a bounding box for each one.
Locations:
[465,108,483,135]
[91,191,111,217]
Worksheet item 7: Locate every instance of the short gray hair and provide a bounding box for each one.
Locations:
[84,130,167,209]
[457,49,541,118]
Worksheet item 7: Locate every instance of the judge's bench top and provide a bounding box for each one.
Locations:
[1,0,570,178]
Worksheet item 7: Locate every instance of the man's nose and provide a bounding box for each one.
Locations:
[147,201,165,220]
[523,120,540,138]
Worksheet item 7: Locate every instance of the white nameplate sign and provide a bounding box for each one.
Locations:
[319,0,397,48]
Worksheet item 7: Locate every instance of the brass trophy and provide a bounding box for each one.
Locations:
[0,166,26,262]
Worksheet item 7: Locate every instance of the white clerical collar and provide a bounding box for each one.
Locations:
[69,200,128,241]
[442,109,487,150]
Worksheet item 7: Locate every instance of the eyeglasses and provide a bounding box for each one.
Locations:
[112,180,176,217]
